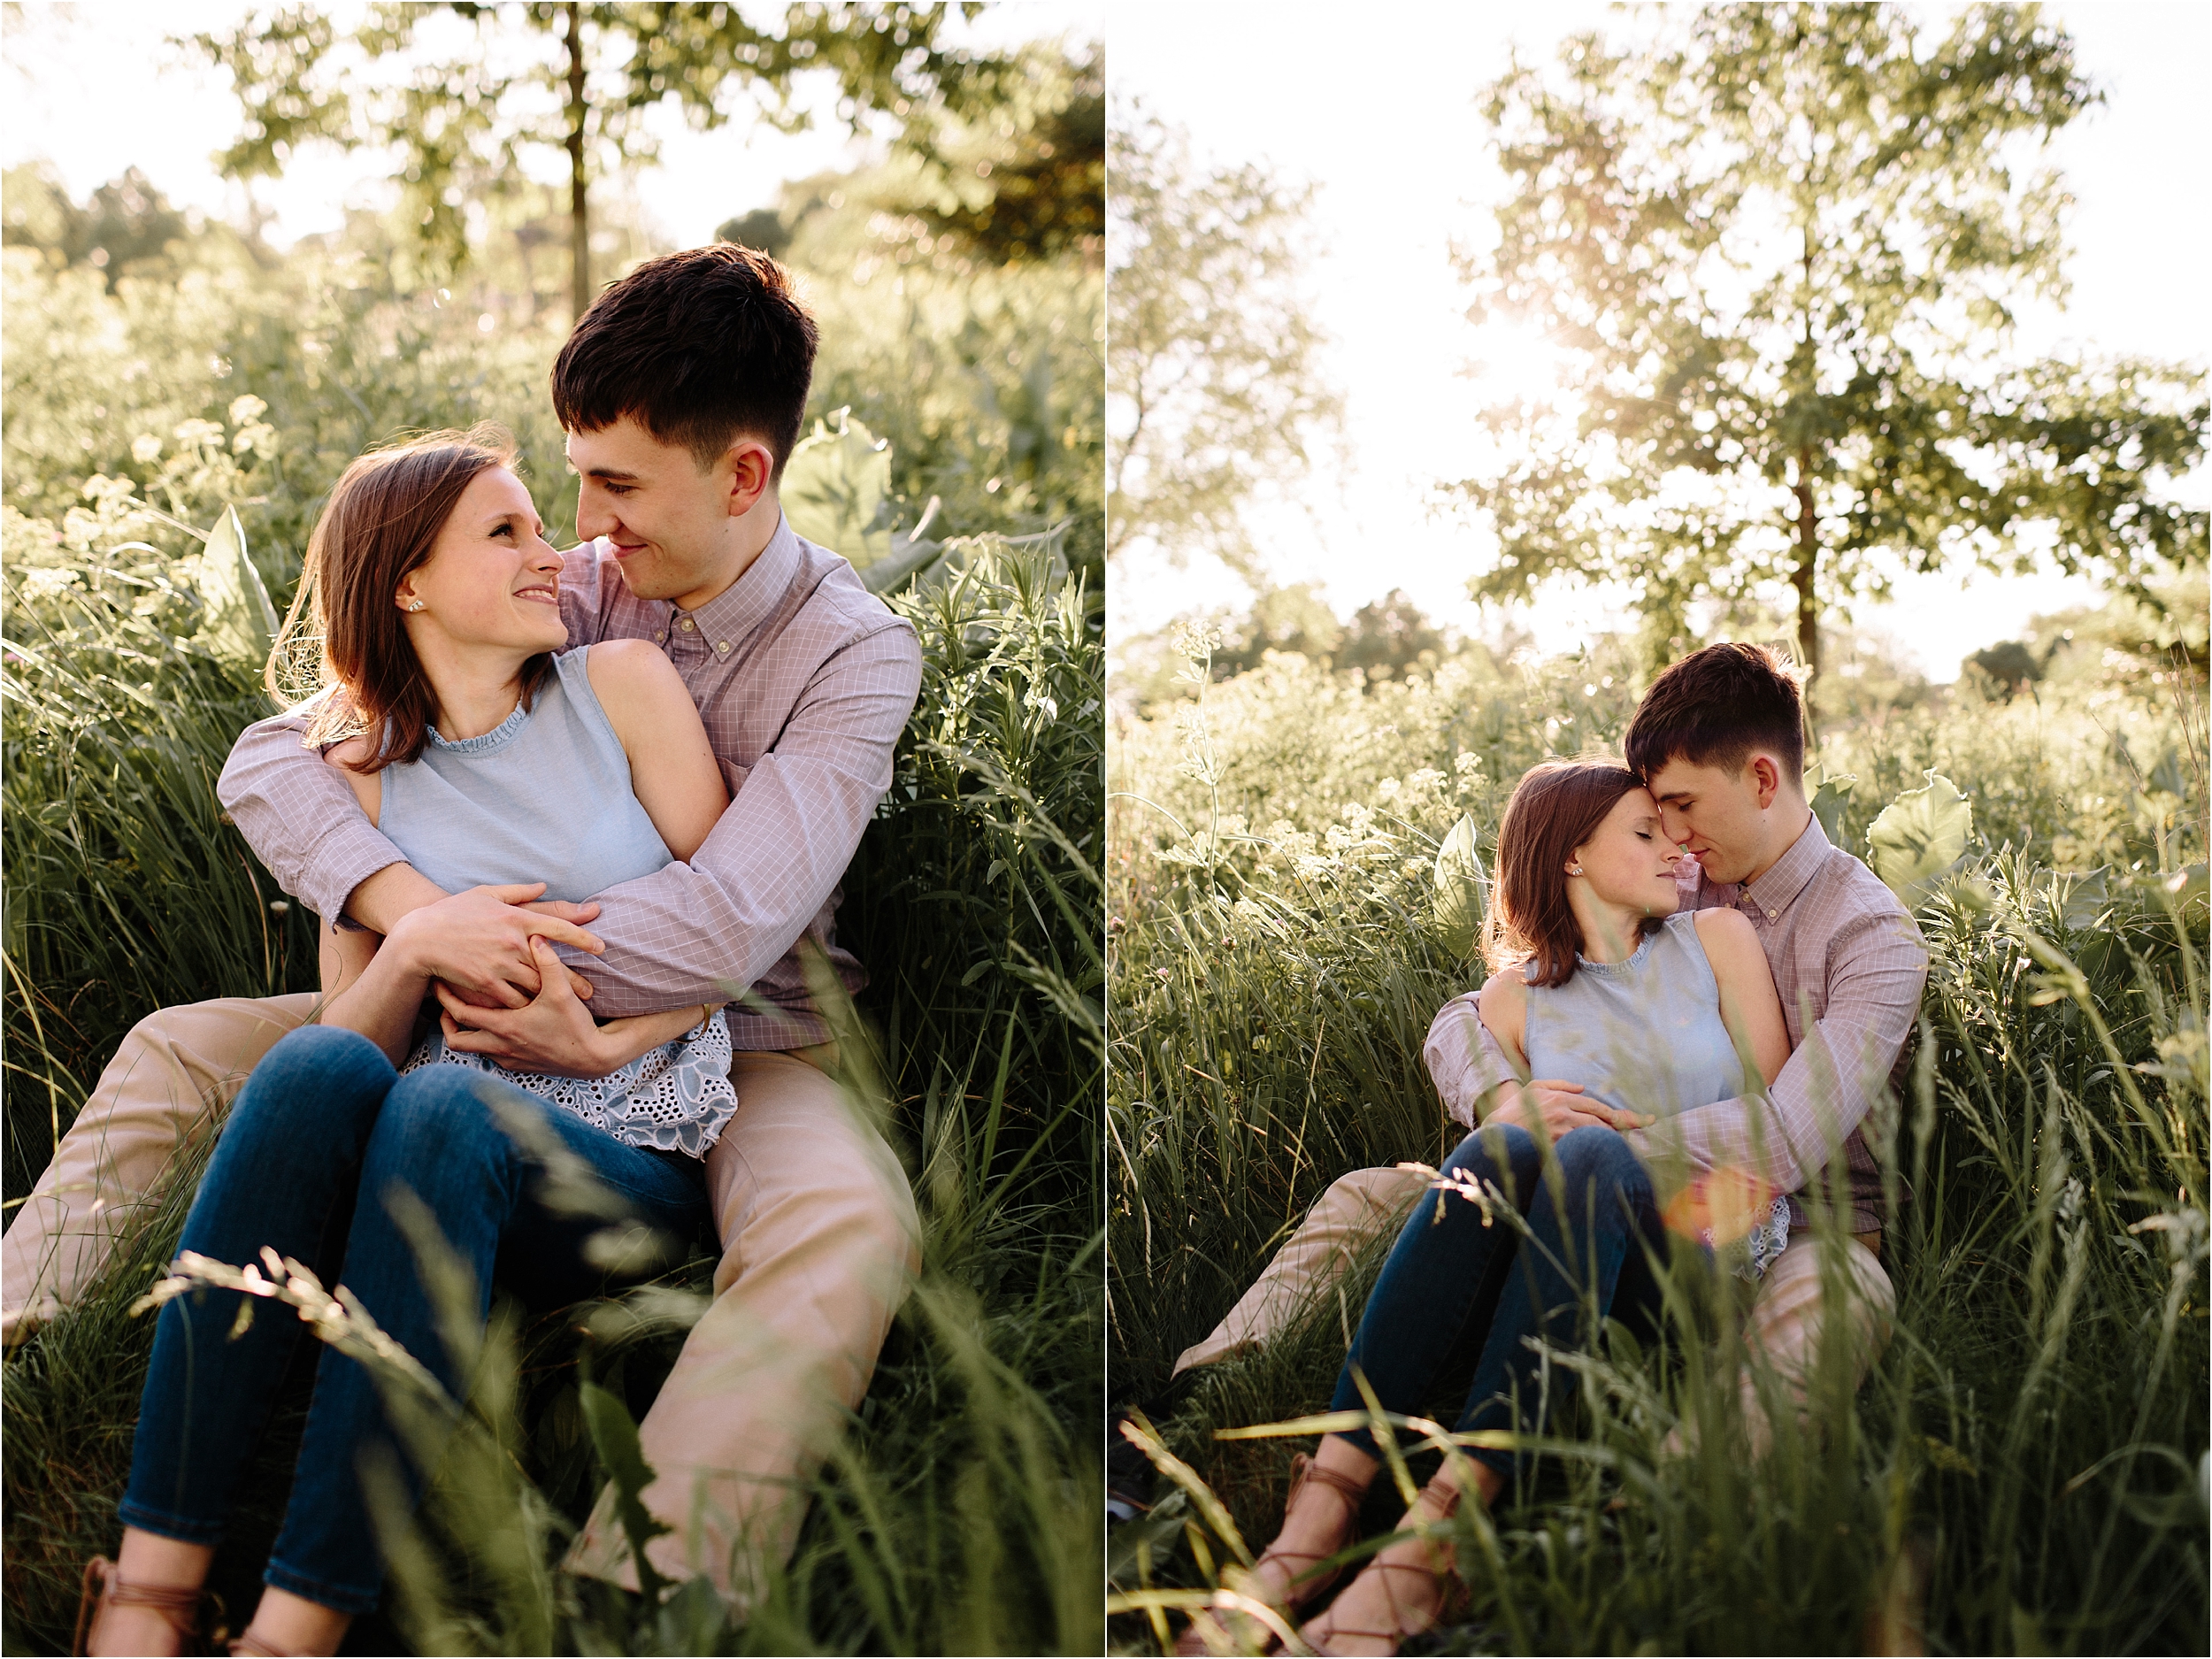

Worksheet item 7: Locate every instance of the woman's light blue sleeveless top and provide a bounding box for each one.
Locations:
[1522,910,1747,1121]
[379,647,670,902]
[374,647,738,1159]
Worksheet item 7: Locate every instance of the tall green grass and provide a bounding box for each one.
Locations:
[1108,634,2206,1654]
[4,537,1103,1655]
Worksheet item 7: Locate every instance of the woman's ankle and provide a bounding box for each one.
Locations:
[114,1528,214,1594]
[243,1586,354,1656]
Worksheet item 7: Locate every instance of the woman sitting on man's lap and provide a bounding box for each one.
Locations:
[83,427,736,1658]
[1192,757,1792,1658]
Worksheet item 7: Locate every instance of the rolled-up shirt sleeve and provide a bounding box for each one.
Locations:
[1424,989,1522,1129]
[550,620,922,1017]
[218,711,410,921]
[1624,910,1927,1190]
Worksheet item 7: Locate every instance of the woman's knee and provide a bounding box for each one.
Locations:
[1445,1122,1543,1197]
[1550,1125,1652,1203]
[368,1071,525,1195]
[226,1026,394,1141]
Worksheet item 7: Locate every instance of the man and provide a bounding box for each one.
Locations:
[2,244,923,1609]
[1171,643,1924,1441]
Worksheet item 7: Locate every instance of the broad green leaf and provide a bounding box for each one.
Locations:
[196,505,278,673]
[579,1379,671,1607]
[1806,763,1857,844]
[783,406,895,567]
[1866,771,1972,908]
[2055,866,2110,933]
[1432,813,1490,959]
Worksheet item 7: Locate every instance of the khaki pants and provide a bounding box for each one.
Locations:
[0,995,920,1610]
[1170,1165,1895,1446]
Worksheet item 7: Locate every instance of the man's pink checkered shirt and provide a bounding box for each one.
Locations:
[218,518,923,1051]
[1423,814,1929,1234]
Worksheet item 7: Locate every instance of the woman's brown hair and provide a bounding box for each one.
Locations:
[1485,758,1661,988]
[268,424,542,772]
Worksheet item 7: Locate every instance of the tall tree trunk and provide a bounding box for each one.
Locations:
[566,2,588,321]
[1792,442,1821,695]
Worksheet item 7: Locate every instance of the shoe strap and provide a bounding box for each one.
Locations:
[75,1557,204,1656]
[1287,1451,1371,1512]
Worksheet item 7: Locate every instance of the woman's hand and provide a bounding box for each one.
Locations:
[396,883,604,1010]
[1484,1078,1652,1138]
[435,938,710,1079]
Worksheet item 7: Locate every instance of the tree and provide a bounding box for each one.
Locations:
[189,3,1021,319]
[1445,4,2207,695]
[1340,589,1446,682]
[1,164,190,291]
[1106,105,1340,579]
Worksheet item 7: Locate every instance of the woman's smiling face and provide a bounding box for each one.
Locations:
[393,466,568,656]
[1571,787,1686,917]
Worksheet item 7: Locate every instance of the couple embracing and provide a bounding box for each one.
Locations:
[1173,644,1930,1656]
[5,246,923,1655]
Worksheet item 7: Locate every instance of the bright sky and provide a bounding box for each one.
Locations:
[1110,1,2212,681]
[0,1,1102,252]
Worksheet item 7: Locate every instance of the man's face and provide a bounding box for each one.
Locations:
[1643,755,1779,887]
[566,416,757,611]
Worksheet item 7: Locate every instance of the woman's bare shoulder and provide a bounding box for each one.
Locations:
[585,636,684,695]
[1475,966,1530,1017]
[1691,905,1761,954]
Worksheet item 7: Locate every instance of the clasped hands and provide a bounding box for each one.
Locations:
[383,882,645,1078]
[1482,1077,1654,1138]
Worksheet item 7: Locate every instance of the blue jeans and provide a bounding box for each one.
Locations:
[118,1025,710,1616]
[1329,1124,1674,1477]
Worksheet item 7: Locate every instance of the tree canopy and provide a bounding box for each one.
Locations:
[1445,3,2207,692]
[1105,106,1340,580]
[187,3,1065,314]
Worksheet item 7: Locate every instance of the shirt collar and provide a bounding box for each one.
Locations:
[672,514,802,643]
[1740,810,1828,918]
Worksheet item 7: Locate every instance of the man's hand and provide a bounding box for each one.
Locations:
[1483,1079,1652,1139]
[436,936,611,1077]
[435,938,710,1079]
[390,883,604,1010]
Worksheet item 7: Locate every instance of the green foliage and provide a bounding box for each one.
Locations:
[1448,4,2209,687]
[1110,629,2206,1654]
[1105,107,1341,577]
[1431,815,1489,964]
[188,4,1098,303]
[791,196,1105,572]
[1866,770,1974,908]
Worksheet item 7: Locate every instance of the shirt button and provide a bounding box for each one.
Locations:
[679,618,695,632]
[715,641,729,654]
[1767,910,1778,920]
[655,632,666,642]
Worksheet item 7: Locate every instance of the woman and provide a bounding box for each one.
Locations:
[1210,759,1789,1657]
[79,427,733,1657]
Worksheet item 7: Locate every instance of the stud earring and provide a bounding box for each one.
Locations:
[409,600,425,611]
[1566,863,1584,876]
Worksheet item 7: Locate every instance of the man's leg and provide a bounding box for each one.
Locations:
[2,995,320,1342]
[565,1046,921,1610]
[1661,1229,1896,1459]
[1736,1230,1895,1455]
[1171,1166,1430,1375]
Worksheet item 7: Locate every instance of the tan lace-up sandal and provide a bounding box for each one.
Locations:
[1175,1451,1371,1654]
[73,1556,214,1657]
[1297,1477,1471,1657]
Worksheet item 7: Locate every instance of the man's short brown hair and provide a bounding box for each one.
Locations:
[1624,641,1808,786]
[550,243,818,479]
